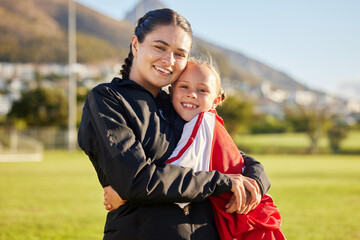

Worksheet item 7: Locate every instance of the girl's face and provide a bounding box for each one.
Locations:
[130,24,192,96]
[171,62,220,122]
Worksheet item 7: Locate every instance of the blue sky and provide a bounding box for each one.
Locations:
[76,0,360,94]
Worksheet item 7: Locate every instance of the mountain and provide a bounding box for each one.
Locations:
[192,38,308,92]
[333,80,360,101]
[122,0,308,93]
[119,0,355,114]
[1,0,356,117]
[0,0,133,63]
[0,0,303,91]
[121,0,308,92]
[124,0,166,24]
[0,0,328,95]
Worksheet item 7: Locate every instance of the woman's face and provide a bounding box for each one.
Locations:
[130,24,192,96]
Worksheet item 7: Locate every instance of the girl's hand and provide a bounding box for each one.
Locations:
[103,185,127,211]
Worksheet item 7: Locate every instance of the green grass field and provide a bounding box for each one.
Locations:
[235,130,360,154]
[0,151,360,239]
[259,154,360,240]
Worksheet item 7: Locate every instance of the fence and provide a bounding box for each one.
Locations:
[0,127,69,162]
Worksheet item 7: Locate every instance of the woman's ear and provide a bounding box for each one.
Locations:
[131,35,139,58]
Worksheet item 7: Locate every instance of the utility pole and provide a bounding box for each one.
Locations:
[68,0,77,151]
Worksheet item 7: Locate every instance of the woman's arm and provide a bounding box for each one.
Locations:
[160,93,271,198]
[165,112,267,214]
[79,84,232,204]
[241,151,271,196]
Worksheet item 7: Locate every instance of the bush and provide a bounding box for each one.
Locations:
[327,123,348,153]
[250,115,287,134]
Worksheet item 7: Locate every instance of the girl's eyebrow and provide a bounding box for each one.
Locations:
[199,83,211,89]
[153,40,189,54]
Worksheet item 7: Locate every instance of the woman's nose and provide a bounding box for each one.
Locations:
[162,52,175,66]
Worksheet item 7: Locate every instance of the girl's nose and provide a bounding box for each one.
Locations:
[187,90,197,99]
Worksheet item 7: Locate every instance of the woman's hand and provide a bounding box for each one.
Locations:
[240,176,262,214]
[225,174,246,213]
[225,174,261,214]
[103,185,127,211]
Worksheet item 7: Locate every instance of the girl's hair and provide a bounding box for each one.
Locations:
[187,56,226,103]
[120,8,193,79]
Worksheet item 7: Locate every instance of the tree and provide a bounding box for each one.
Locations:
[285,105,329,153]
[250,114,287,134]
[217,95,254,136]
[327,121,348,153]
[7,87,68,127]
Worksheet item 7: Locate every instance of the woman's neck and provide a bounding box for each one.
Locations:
[129,71,160,97]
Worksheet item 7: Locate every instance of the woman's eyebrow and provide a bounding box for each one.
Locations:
[153,40,169,46]
[153,40,189,54]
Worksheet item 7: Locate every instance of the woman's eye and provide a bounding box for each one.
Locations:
[175,52,185,58]
[155,46,165,51]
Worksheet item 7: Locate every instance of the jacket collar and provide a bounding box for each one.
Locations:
[112,77,141,88]
[111,77,156,99]
[111,77,173,104]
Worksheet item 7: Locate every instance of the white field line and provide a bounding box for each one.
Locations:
[0,153,43,162]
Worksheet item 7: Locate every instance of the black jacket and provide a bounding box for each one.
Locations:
[78,78,270,240]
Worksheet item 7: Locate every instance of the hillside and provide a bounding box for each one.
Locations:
[0,0,133,63]
[124,0,165,24]
[0,0,314,93]
[194,39,308,91]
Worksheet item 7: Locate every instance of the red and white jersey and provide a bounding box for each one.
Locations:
[167,111,244,175]
[167,111,285,240]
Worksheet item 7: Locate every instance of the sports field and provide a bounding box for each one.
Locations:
[0,151,359,239]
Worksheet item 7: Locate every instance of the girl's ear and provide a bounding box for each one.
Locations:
[131,35,139,58]
[212,95,222,109]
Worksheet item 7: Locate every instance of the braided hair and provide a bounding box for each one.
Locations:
[120,8,193,79]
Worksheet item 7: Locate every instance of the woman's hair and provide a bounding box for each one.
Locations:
[120,8,193,79]
[187,56,226,103]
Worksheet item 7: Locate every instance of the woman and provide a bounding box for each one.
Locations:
[78,8,270,240]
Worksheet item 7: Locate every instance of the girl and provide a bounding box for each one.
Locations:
[167,58,286,239]
[79,8,270,240]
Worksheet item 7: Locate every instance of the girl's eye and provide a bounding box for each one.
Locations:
[199,89,208,93]
[180,85,188,89]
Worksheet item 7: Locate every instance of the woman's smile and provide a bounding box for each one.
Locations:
[154,65,172,75]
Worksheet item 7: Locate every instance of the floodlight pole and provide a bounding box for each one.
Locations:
[68,0,77,151]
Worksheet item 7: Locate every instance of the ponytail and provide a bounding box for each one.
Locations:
[120,44,134,79]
